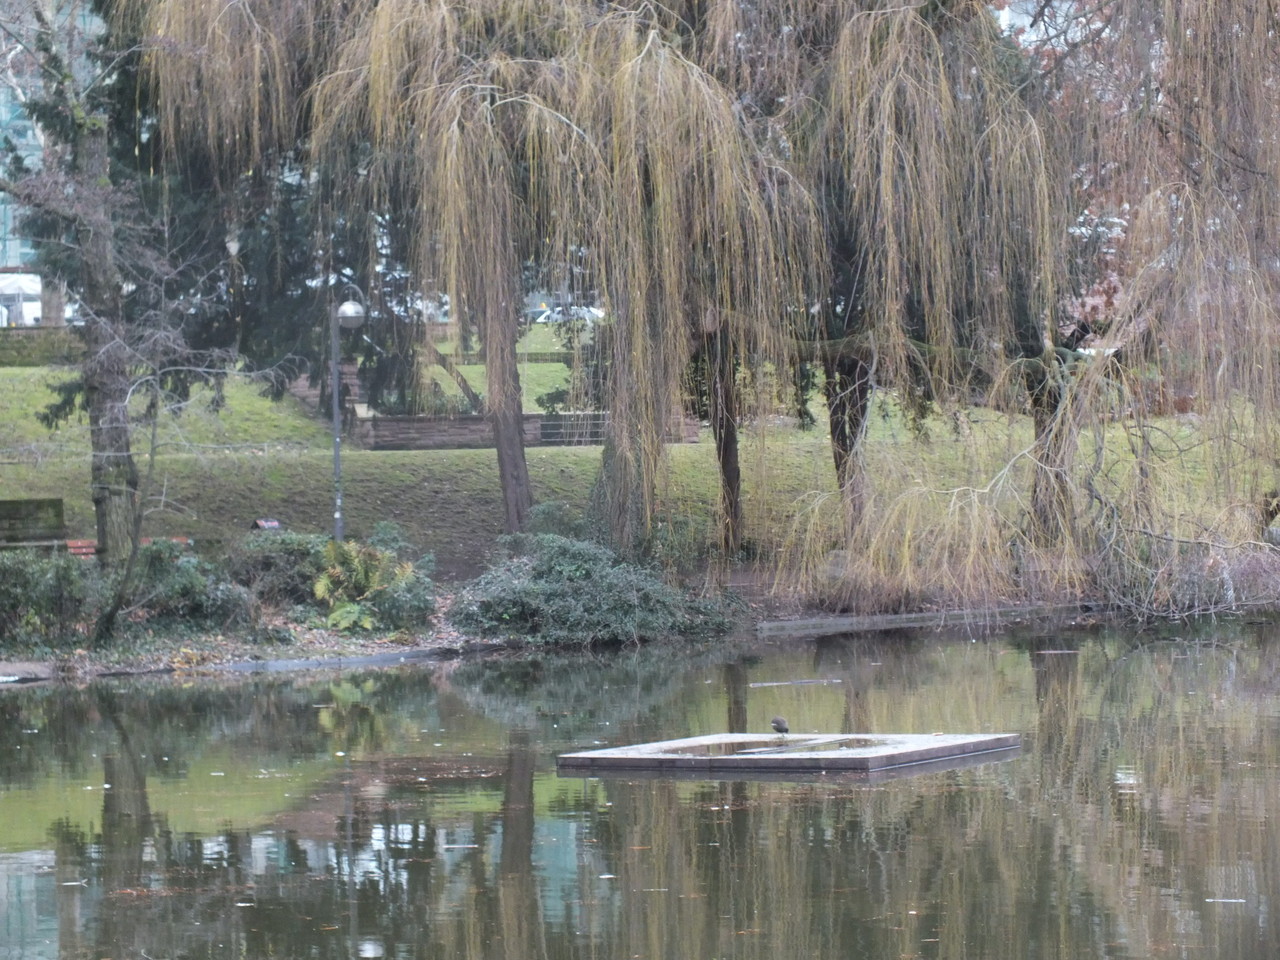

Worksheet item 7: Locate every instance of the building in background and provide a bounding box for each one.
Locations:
[0,4,102,324]
[0,54,41,269]
[0,78,43,325]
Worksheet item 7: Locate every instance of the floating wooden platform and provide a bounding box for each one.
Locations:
[755,604,1102,639]
[558,732,1020,778]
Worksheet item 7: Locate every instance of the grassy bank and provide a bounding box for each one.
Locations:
[0,362,820,577]
[3,361,1278,619]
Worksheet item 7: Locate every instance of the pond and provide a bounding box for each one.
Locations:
[2,620,1279,959]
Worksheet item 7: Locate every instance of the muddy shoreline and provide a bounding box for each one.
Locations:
[0,601,1110,686]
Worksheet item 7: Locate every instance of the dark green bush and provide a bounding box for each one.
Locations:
[129,540,252,626]
[534,386,570,415]
[367,519,414,559]
[367,520,435,574]
[249,623,297,645]
[449,534,730,646]
[225,531,329,605]
[527,500,591,540]
[0,328,84,366]
[0,548,93,644]
[0,541,255,647]
[370,570,437,630]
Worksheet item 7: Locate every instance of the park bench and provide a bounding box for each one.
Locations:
[0,500,192,556]
[0,498,68,552]
[64,536,194,557]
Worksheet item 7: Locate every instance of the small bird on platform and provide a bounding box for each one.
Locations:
[771,716,789,734]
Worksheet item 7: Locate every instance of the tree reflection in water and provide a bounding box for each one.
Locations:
[5,624,1280,958]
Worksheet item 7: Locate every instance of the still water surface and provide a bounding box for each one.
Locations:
[2,622,1280,959]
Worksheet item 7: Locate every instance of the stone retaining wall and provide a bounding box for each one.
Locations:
[370,414,542,450]
[288,373,699,449]
[367,412,699,450]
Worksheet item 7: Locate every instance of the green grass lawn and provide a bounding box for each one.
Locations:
[1,356,1271,597]
[0,358,780,576]
[421,358,572,412]
[0,360,597,576]
[419,323,573,410]
[0,367,332,458]
[516,322,566,353]
[429,320,567,356]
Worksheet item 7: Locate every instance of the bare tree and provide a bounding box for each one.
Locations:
[0,1,142,562]
[0,3,260,640]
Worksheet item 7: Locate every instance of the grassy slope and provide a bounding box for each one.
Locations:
[0,340,1255,596]
[0,327,579,577]
[0,366,333,454]
[0,357,1004,580]
[421,322,572,410]
[0,359,811,577]
[423,359,570,410]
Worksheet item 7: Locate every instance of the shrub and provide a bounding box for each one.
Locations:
[225,531,330,606]
[128,540,252,626]
[527,500,591,540]
[367,520,435,574]
[367,520,412,557]
[449,534,731,646]
[371,571,436,630]
[250,623,297,645]
[0,548,93,645]
[0,542,254,646]
[314,539,429,631]
[534,386,570,415]
[641,511,717,573]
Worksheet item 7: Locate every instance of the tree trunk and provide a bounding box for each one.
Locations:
[600,436,647,553]
[723,660,748,733]
[498,730,536,873]
[76,120,137,567]
[823,352,874,535]
[96,692,152,959]
[422,337,484,412]
[707,330,742,555]
[41,275,66,327]
[485,321,532,533]
[1012,271,1075,546]
[1025,357,1076,544]
[83,317,137,562]
[497,730,545,960]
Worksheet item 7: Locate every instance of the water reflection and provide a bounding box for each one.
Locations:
[2,625,1280,958]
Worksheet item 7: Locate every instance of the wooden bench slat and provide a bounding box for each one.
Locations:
[0,537,195,557]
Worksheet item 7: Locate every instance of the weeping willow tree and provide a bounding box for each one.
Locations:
[115,0,1075,588]
[798,4,1063,535]
[116,0,820,547]
[659,1,1073,604]
[691,0,1280,613]
[1004,0,1280,614]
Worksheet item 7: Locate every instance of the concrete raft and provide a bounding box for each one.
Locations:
[558,732,1020,776]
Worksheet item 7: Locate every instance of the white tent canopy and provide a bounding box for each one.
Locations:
[0,273,40,297]
[0,272,41,326]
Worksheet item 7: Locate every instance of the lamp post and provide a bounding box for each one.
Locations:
[225,231,242,347]
[331,285,367,542]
